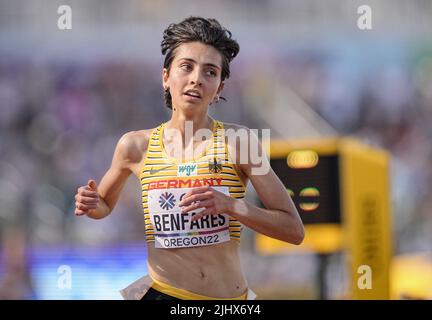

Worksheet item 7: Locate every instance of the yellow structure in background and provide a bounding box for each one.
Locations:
[390,253,432,299]
[256,137,393,299]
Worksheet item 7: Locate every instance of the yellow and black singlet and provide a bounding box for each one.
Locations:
[140,119,246,249]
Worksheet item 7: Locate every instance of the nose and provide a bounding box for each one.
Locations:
[189,68,203,86]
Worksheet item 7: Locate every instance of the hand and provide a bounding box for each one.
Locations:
[74,180,99,216]
[179,186,235,221]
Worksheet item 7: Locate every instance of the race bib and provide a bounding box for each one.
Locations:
[147,186,230,249]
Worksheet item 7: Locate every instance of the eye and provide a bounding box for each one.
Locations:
[206,69,217,77]
[180,64,192,71]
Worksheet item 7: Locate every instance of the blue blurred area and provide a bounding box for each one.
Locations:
[1,242,148,300]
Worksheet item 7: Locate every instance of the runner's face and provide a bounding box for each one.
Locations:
[163,42,224,111]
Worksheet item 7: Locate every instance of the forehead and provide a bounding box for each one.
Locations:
[173,42,223,67]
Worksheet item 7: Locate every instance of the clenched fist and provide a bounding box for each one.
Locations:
[74,180,99,216]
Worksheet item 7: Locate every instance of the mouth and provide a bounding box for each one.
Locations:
[184,90,202,99]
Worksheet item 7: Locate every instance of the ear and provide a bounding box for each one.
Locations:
[216,82,224,95]
[162,68,169,90]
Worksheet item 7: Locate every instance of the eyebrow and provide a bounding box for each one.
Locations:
[178,58,221,70]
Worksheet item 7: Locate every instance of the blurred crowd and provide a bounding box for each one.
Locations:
[0,59,259,246]
[1,43,432,300]
[2,47,432,249]
[282,50,432,254]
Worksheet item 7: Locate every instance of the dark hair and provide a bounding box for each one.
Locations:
[161,16,240,109]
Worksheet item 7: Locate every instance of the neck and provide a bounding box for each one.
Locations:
[163,110,215,158]
[165,110,213,136]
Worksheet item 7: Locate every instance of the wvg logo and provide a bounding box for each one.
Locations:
[177,164,197,177]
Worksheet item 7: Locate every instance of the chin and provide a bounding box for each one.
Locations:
[179,101,207,111]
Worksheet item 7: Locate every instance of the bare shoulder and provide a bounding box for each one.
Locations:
[221,121,257,147]
[221,122,250,132]
[115,128,154,164]
[221,122,267,178]
[220,122,253,178]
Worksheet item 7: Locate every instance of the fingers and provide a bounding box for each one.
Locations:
[181,200,214,214]
[182,186,212,199]
[75,194,99,205]
[75,200,97,211]
[75,181,99,216]
[179,191,213,207]
[77,189,99,198]
[74,208,89,216]
[87,180,98,191]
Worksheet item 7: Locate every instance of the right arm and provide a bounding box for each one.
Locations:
[74,131,147,219]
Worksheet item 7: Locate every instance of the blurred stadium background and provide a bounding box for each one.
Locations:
[0,0,432,299]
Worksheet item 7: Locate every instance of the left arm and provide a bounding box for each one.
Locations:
[229,168,305,245]
[179,127,305,245]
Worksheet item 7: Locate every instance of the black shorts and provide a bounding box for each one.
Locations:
[140,287,181,300]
